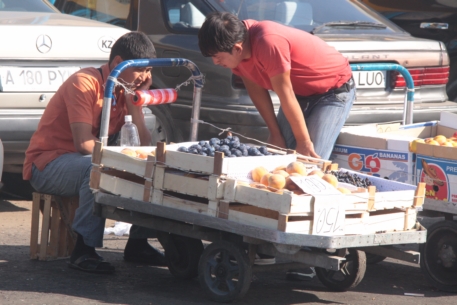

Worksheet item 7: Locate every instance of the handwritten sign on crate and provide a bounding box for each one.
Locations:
[290,175,345,236]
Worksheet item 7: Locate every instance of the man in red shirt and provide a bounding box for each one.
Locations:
[23,32,165,274]
[198,11,356,280]
[198,12,355,161]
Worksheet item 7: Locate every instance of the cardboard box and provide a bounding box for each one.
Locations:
[332,119,441,185]
[415,123,457,161]
[415,155,457,203]
[332,112,457,186]
[331,144,415,184]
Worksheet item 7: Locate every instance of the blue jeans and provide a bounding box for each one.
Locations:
[30,153,156,248]
[277,86,356,160]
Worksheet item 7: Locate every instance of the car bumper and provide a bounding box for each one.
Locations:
[170,100,457,141]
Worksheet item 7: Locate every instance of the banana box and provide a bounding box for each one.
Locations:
[331,144,415,184]
[415,155,457,205]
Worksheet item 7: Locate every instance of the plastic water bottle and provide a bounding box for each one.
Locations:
[120,115,140,147]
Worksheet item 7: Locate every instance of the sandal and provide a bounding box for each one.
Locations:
[68,253,115,274]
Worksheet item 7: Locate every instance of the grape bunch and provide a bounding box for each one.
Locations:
[177,135,273,158]
[329,170,372,188]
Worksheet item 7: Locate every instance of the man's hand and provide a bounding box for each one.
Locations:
[137,73,152,91]
[267,134,286,150]
[296,140,321,158]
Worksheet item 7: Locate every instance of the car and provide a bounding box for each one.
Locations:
[0,138,3,191]
[0,0,157,178]
[55,1,457,146]
[360,0,457,102]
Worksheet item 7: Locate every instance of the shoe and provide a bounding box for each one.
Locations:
[68,253,115,274]
[124,239,167,266]
[286,267,316,281]
[254,254,276,265]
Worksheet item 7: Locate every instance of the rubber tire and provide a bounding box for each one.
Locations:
[165,234,204,280]
[420,220,457,293]
[198,240,252,303]
[366,253,387,265]
[1,172,34,200]
[315,249,366,292]
[148,104,183,144]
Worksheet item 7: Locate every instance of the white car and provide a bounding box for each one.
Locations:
[0,138,3,190]
[0,0,155,177]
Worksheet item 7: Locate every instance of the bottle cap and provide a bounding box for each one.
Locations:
[124,115,132,122]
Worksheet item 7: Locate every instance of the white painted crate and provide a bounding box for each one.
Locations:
[161,141,298,177]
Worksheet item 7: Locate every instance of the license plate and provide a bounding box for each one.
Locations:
[0,66,81,92]
[352,70,386,89]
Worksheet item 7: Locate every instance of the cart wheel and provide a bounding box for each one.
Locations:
[198,240,252,303]
[315,249,366,292]
[164,234,204,280]
[366,253,386,264]
[420,220,457,292]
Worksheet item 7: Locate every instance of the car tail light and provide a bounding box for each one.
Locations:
[232,74,245,89]
[391,66,449,88]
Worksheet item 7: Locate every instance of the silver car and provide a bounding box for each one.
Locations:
[0,0,157,176]
[54,0,457,147]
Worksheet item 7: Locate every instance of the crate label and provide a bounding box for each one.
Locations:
[290,175,345,236]
[290,175,342,195]
[312,194,345,236]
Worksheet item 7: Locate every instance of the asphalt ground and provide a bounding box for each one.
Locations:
[1,196,457,305]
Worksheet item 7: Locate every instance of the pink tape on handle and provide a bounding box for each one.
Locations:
[133,89,178,106]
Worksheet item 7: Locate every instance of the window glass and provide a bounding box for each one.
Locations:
[163,0,207,30]
[207,0,398,34]
[0,0,57,12]
[55,0,129,26]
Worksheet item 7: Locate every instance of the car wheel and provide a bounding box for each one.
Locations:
[447,80,457,102]
[148,104,183,144]
[1,172,34,200]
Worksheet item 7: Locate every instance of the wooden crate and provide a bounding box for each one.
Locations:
[96,169,152,202]
[155,142,331,177]
[91,141,156,178]
[223,203,419,235]
[30,193,78,261]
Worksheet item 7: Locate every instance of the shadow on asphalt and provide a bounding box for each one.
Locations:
[0,243,454,305]
[0,199,29,212]
[0,244,342,305]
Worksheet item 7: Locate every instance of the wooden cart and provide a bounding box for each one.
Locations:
[418,195,457,292]
[91,59,427,302]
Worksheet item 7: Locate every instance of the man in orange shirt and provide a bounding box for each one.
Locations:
[23,32,165,273]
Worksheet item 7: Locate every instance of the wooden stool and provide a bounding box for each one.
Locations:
[30,193,79,261]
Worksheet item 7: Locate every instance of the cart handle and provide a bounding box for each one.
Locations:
[99,58,204,146]
[350,63,414,125]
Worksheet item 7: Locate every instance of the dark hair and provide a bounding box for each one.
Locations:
[109,31,156,64]
[198,12,247,57]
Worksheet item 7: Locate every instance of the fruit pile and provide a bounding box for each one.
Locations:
[328,171,372,188]
[410,133,457,152]
[248,162,352,195]
[177,135,275,157]
[120,148,155,160]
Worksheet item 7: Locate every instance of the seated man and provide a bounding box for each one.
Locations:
[23,31,166,274]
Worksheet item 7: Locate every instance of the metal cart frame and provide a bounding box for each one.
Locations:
[94,59,427,302]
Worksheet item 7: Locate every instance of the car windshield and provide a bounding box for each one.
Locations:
[53,0,130,26]
[0,0,57,12]
[207,0,399,34]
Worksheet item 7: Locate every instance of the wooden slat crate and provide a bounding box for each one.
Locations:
[155,142,332,177]
[92,142,156,178]
[97,169,152,202]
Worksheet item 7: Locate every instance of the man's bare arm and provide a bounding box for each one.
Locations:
[270,70,320,158]
[70,122,97,155]
[241,76,286,148]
